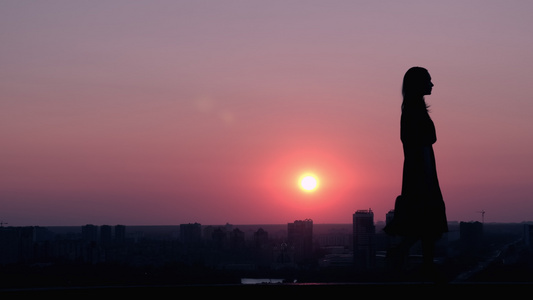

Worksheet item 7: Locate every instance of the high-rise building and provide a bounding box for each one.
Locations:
[100,225,112,246]
[114,225,126,243]
[353,209,376,269]
[253,228,269,248]
[287,219,313,263]
[384,210,400,249]
[385,210,395,226]
[230,228,245,249]
[460,221,483,256]
[524,224,533,249]
[180,223,202,246]
[81,224,98,244]
[0,227,21,264]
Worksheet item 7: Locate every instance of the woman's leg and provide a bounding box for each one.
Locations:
[421,236,436,267]
[421,236,447,283]
[389,236,418,271]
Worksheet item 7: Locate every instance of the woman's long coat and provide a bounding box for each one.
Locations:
[384,104,448,238]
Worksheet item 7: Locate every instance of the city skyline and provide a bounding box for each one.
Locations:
[0,206,501,228]
[2,1,533,226]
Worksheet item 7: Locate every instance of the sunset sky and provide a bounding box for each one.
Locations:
[2,1,533,226]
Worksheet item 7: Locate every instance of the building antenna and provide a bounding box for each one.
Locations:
[477,210,486,223]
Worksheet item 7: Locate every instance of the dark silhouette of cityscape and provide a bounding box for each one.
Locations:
[1,209,533,294]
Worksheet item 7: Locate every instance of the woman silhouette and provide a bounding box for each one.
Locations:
[384,66,448,279]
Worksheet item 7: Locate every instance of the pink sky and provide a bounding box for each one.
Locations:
[1,1,533,226]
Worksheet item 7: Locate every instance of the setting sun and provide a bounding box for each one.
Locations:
[300,175,318,192]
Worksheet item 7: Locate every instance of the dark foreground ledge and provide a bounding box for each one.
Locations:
[2,282,533,296]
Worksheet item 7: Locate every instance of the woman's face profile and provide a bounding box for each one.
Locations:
[422,73,434,96]
[403,67,434,98]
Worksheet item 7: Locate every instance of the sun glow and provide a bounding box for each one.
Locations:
[300,175,318,192]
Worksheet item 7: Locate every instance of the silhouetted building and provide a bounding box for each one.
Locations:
[353,209,376,269]
[0,227,55,265]
[460,221,483,256]
[253,228,269,248]
[81,224,98,244]
[385,210,395,225]
[288,219,313,263]
[524,224,533,249]
[229,228,245,249]
[180,223,202,246]
[274,242,291,265]
[0,227,21,264]
[81,225,103,263]
[251,228,271,266]
[315,230,351,249]
[100,225,112,246]
[115,225,126,244]
[384,210,401,250]
[212,227,228,249]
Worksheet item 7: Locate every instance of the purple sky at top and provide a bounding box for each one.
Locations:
[1,1,532,226]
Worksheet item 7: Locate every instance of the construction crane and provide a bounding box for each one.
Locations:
[477,210,486,223]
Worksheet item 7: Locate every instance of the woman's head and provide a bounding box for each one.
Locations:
[402,66,433,98]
